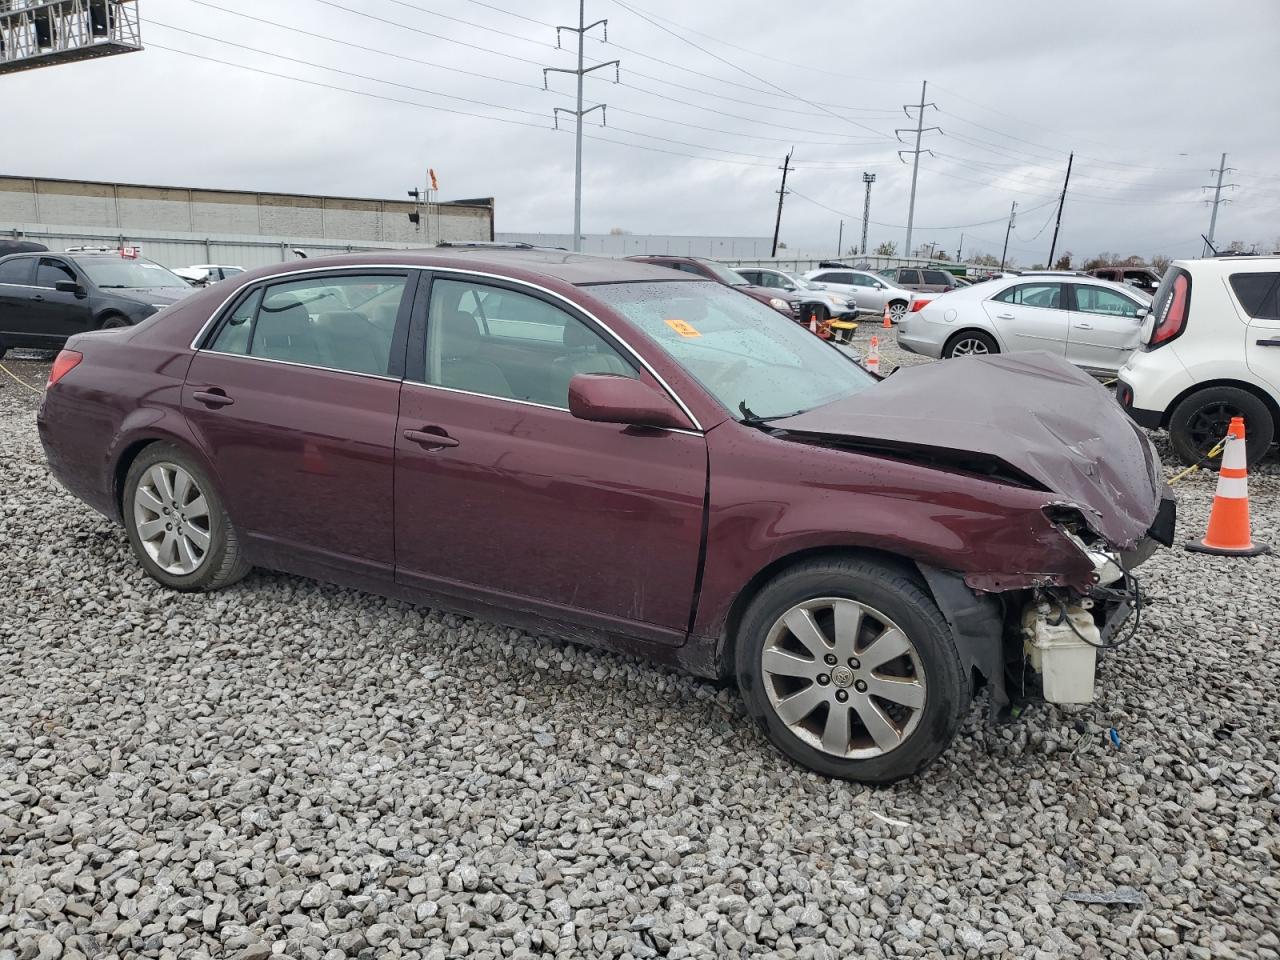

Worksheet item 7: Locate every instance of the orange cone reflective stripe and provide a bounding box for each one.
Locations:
[1186,417,1269,556]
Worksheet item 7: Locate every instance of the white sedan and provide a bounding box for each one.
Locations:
[896,274,1151,375]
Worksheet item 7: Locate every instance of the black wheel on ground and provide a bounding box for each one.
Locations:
[99,315,130,330]
[809,303,829,323]
[735,557,969,784]
[943,329,998,359]
[122,443,252,591]
[1168,386,1274,469]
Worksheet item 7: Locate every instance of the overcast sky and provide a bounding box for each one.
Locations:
[6,0,1280,263]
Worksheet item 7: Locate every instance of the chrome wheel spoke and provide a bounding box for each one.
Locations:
[861,628,911,670]
[832,600,864,659]
[774,683,826,725]
[852,696,902,752]
[184,524,211,551]
[150,465,175,504]
[866,675,925,709]
[176,535,200,570]
[821,702,851,755]
[158,531,178,568]
[136,487,165,515]
[171,469,193,508]
[184,495,209,521]
[782,607,830,658]
[762,648,817,679]
[137,517,167,541]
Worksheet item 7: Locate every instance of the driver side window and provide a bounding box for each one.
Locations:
[421,278,636,409]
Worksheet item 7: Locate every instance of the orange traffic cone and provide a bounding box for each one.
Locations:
[1186,416,1269,556]
[809,315,819,334]
[865,335,881,374]
[882,303,893,328]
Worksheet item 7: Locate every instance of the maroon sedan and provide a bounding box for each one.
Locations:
[37,247,1174,782]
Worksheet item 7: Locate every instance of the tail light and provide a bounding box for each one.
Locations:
[910,298,933,312]
[1148,270,1191,348]
[47,350,82,388]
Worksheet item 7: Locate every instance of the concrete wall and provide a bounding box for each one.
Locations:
[496,232,775,258]
[0,176,493,264]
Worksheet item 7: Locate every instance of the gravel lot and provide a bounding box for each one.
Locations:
[1,338,1277,960]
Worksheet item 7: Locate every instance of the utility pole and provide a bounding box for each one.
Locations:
[956,232,964,263]
[1201,153,1236,256]
[544,2,618,252]
[771,148,792,258]
[896,80,938,262]
[836,220,843,258]
[1046,151,1074,268]
[1000,201,1017,271]
[860,172,876,255]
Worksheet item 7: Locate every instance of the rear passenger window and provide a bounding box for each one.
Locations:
[0,257,33,285]
[1229,273,1280,320]
[208,274,406,376]
[898,270,921,284]
[993,283,1062,308]
[421,278,635,408]
[922,270,950,284]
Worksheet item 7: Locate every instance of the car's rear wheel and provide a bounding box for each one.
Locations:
[123,443,251,591]
[944,330,998,359]
[1168,386,1274,469]
[888,300,908,323]
[100,315,130,330]
[735,558,969,783]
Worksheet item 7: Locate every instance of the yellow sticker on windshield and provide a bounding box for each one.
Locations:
[665,318,701,338]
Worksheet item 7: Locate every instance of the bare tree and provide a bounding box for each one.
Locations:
[1053,251,1073,270]
[1151,255,1172,274]
[874,240,897,257]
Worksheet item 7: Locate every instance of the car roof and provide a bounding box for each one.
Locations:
[951,273,1149,299]
[1173,255,1280,275]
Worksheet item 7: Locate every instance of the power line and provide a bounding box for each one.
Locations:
[788,189,1055,232]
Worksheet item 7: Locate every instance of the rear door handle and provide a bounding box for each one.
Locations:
[30,294,45,302]
[1257,338,1280,346]
[995,313,1014,320]
[192,390,235,408]
[1075,322,1094,330]
[403,428,459,449]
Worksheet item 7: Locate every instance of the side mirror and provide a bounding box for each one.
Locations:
[568,374,690,431]
[1135,307,1149,320]
[55,279,86,298]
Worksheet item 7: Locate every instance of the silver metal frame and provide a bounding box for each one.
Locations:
[0,0,142,74]
[189,263,705,432]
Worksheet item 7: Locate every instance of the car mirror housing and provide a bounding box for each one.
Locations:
[1135,307,1150,320]
[55,279,86,297]
[568,374,690,431]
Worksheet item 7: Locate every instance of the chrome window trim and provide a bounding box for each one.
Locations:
[194,349,402,383]
[189,263,704,432]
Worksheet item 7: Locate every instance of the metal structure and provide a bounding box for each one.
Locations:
[896,81,938,263]
[544,1,618,253]
[0,0,142,76]
[1046,152,1073,268]
[860,172,876,255]
[1000,201,1017,271]
[770,148,792,258]
[1201,153,1236,257]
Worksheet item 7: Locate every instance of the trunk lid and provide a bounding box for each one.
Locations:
[770,352,1166,548]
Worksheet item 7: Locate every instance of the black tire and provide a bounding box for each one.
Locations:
[943,329,999,359]
[1169,386,1274,469]
[0,341,7,361]
[735,558,969,784]
[810,303,829,323]
[99,314,131,330]
[122,443,251,592]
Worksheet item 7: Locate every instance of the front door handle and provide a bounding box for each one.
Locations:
[1257,338,1280,347]
[30,294,46,302]
[403,428,459,449]
[1075,322,1094,330]
[995,313,1014,319]
[192,390,235,408]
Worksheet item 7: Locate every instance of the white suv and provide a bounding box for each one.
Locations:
[1117,256,1280,467]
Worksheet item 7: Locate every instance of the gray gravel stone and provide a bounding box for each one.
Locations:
[1,345,1277,959]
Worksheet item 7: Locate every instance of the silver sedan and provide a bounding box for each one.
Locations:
[803,268,915,321]
[895,275,1151,375]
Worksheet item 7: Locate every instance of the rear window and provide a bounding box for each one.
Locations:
[922,270,951,284]
[898,270,921,284]
[0,257,33,285]
[1228,272,1280,320]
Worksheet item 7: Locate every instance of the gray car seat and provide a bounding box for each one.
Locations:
[437,303,513,398]
[314,311,389,376]
[254,297,322,366]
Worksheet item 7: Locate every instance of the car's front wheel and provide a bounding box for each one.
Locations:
[122,443,251,591]
[944,330,998,359]
[735,558,969,783]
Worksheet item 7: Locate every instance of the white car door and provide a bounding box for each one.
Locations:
[1233,270,1280,395]
[1065,283,1146,372]
[982,282,1069,356]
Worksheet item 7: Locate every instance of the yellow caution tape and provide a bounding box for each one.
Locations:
[0,361,43,396]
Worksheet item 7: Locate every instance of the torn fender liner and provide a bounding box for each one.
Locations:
[919,564,1008,713]
[771,352,1168,550]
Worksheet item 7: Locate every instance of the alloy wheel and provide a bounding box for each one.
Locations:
[889,303,907,322]
[950,337,990,357]
[133,462,212,575]
[760,598,926,759]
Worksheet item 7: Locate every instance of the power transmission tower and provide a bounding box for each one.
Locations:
[544,1,619,252]
[771,148,792,257]
[1000,201,1017,271]
[836,220,843,258]
[896,80,938,260]
[860,172,876,255]
[1046,151,1074,268]
[1201,153,1236,256]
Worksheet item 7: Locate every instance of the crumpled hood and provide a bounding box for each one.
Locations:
[771,352,1167,548]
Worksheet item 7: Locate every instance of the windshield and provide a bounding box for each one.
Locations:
[587,280,877,420]
[697,259,750,286]
[80,258,189,289]
[783,272,818,290]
